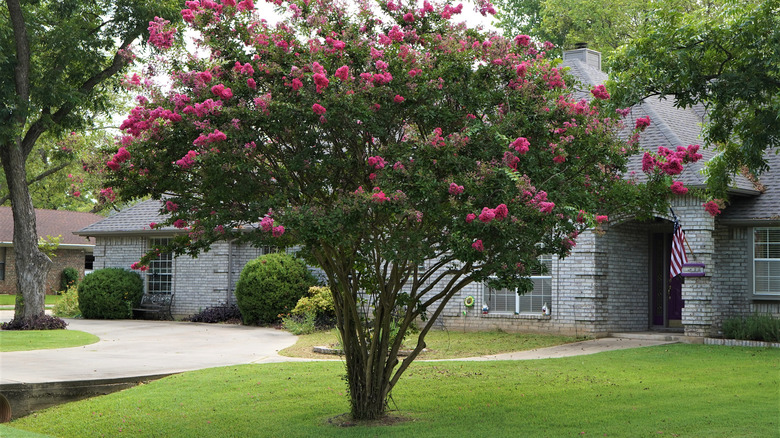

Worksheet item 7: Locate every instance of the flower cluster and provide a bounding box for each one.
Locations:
[106,147,131,171]
[703,200,722,217]
[175,150,199,169]
[591,84,610,100]
[148,17,176,50]
[642,144,703,176]
[260,216,285,237]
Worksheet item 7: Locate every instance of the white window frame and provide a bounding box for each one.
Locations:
[484,255,553,314]
[753,227,780,296]
[147,238,173,294]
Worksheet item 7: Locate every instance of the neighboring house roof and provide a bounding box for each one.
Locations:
[76,199,176,236]
[0,207,102,247]
[720,151,780,222]
[562,49,757,195]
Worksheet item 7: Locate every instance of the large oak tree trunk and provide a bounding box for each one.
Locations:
[1,145,51,320]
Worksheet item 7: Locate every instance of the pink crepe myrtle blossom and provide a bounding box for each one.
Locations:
[403,12,415,22]
[479,207,495,223]
[260,216,274,232]
[272,226,285,237]
[494,204,508,220]
[290,78,303,90]
[441,3,463,19]
[448,183,464,195]
[538,202,555,214]
[131,262,148,271]
[99,187,116,202]
[247,78,257,89]
[367,156,386,169]
[510,137,530,154]
[465,213,476,223]
[472,239,484,252]
[148,17,176,50]
[372,189,388,203]
[335,65,350,81]
[173,219,188,229]
[595,215,608,224]
[211,84,233,100]
[703,200,722,217]
[312,103,327,115]
[313,73,329,93]
[591,84,610,100]
[166,201,179,212]
[635,117,651,130]
[670,181,688,195]
[394,94,405,103]
[641,152,656,172]
[175,150,199,169]
[514,34,531,47]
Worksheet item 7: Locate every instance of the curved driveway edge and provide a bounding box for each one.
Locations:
[0,314,299,385]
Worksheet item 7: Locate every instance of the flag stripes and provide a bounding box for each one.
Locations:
[670,221,688,278]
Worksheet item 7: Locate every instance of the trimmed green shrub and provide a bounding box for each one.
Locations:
[77,268,143,319]
[53,285,81,318]
[60,267,80,292]
[722,313,780,343]
[235,253,317,325]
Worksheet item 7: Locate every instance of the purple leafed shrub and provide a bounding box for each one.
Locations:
[1,314,68,330]
[187,304,242,324]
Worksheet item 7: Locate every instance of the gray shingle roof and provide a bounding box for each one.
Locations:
[720,150,780,222]
[562,53,756,193]
[75,199,177,236]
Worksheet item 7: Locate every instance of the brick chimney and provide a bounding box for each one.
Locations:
[562,44,602,71]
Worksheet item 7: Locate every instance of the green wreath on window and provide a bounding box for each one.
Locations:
[464,296,475,307]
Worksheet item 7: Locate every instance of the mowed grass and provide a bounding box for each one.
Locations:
[0,330,99,352]
[6,344,778,437]
[279,328,582,360]
[0,294,62,307]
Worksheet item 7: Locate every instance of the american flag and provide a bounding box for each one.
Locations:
[670,220,688,278]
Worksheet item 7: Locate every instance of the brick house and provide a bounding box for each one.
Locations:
[0,207,102,295]
[75,200,275,318]
[432,48,780,337]
[77,48,779,336]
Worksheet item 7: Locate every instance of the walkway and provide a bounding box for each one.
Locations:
[0,311,677,384]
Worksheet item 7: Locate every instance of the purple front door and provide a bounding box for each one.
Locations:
[651,232,684,328]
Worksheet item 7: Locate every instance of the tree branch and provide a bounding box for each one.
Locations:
[0,161,71,205]
[20,25,144,157]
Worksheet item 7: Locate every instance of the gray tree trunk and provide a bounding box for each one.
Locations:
[2,0,51,321]
[1,145,51,320]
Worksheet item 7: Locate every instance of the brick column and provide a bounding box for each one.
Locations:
[673,197,716,337]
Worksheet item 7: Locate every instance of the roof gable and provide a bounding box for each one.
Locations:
[0,207,103,246]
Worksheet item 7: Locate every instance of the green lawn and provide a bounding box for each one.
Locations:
[280,328,582,360]
[0,294,62,307]
[5,344,778,437]
[0,330,99,352]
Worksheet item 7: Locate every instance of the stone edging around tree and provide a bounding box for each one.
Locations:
[704,338,780,348]
[313,346,427,356]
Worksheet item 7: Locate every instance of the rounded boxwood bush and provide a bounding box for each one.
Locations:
[77,268,144,319]
[235,253,317,325]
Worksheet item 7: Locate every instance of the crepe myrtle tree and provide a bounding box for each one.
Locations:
[106,0,699,420]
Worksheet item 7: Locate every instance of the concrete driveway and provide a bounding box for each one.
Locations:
[0,312,302,385]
